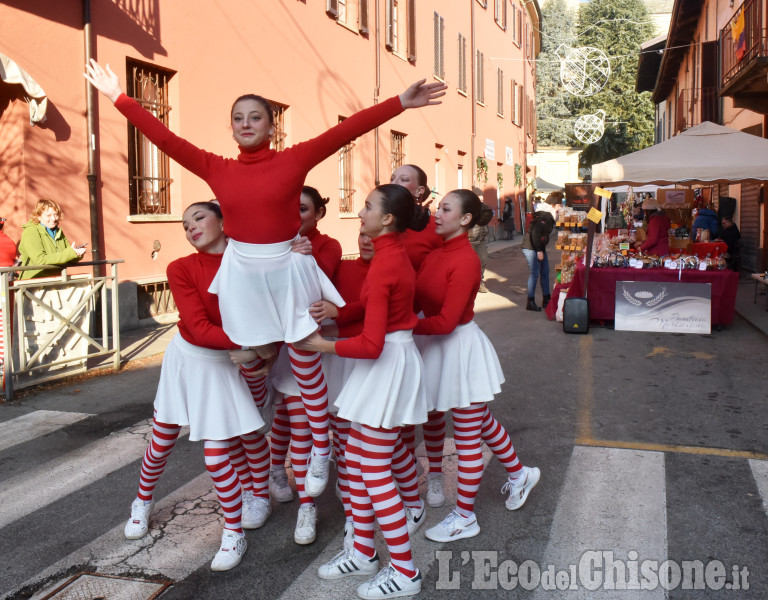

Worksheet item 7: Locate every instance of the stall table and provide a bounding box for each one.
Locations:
[566,264,739,325]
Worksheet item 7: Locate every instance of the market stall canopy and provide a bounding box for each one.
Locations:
[592,122,768,185]
[0,53,47,125]
[533,176,564,193]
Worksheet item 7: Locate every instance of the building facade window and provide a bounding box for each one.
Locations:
[497,68,504,116]
[270,102,287,152]
[391,131,406,173]
[458,33,468,93]
[495,0,507,29]
[126,59,175,216]
[434,12,445,80]
[338,117,355,213]
[476,50,485,105]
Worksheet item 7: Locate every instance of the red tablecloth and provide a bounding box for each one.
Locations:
[566,265,739,325]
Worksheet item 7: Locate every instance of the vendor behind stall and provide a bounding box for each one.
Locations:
[634,197,670,256]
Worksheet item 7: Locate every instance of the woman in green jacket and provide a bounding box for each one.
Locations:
[18,199,87,279]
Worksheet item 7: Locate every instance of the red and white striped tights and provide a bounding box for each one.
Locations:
[288,345,331,456]
[228,433,270,500]
[274,396,314,504]
[204,440,244,533]
[137,415,182,502]
[399,411,446,474]
[345,423,416,578]
[452,403,522,518]
[331,414,353,519]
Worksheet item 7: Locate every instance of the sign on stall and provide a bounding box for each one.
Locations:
[614,281,711,334]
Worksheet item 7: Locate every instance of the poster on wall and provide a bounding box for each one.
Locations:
[615,281,711,334]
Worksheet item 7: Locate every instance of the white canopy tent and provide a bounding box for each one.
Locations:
[592,122,768,186]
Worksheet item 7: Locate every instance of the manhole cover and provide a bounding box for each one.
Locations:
[41,573,169,600]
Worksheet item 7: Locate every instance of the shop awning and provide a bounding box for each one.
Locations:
[0,53,48,125]
[533,176,564,193]
[592,121,768,185]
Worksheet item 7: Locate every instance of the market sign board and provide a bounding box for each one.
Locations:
[615,281,711,334]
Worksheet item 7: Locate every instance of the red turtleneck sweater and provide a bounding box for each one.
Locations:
[334,233,417,359]
[333,256,371,338]
[306,226,342,279]
[400,215,443,271]
[114,94,404,244]
[414,234,480,335]
[167,251,237,350]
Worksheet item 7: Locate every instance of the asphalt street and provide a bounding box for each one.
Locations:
[1,240,766,600]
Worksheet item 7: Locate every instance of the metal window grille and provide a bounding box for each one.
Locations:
[497,68,504,116]
[391,131,406,173]
[338,118,356,213]
[458,33,467,92]
[271,103,287,152]
[127,62,175,215]
[137,279,177,320]
[433,12,445,79]
[476,50,485,104]
[359,0,369,33]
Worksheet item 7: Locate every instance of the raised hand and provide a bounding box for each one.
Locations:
[83,59,122,103]
[399,79,448,109]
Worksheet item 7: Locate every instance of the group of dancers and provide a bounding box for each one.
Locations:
[84,60,539,599]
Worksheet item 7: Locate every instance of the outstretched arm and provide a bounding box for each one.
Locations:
[398,79,447,109]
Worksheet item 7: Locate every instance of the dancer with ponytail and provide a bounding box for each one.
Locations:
[124,202,270,571]
[413,189,540,543]
[85,60,446,498]
[298,184,429,599]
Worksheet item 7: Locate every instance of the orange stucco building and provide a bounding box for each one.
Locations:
[1,0,540,328]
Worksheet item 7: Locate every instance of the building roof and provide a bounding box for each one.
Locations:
[636,33,667,93]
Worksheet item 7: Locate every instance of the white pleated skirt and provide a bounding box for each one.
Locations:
[334,330,428,429]
[209,238,345,346]
[154,334,265,441]
[322,346,355,415]
[418,321,505,412]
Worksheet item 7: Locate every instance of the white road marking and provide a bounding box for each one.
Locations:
[749,459,768,516]
[0,410,93,453]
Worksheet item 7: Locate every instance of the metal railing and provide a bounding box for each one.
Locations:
[1,260,123,401]
[721,0,768,87]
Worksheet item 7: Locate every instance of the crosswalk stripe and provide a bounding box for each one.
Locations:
[20,472,219,600]
[530,446,666,600]
[0,419,188,529]
[749,459,768,516]
[277,438,493,600]
[0,410,93,453]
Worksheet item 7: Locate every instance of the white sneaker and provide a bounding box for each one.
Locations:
[124,498,154,540]
[501,466,541,510]
[317,548,379,580]
[241,491,272,529]
[294,504,317,545]
[210,529,247,571]
[404,500,425,535]
[425,509,480,542]
[305,448,331,497]
[426,473,445,508]
[356,565,422,599]
[269,466,295,503]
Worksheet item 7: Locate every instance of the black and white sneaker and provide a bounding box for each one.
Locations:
[356,565,422,599]
[317,548,379,580]
[404,500,425,535]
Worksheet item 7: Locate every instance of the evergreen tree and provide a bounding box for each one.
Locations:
[536,0,578,147]
[571,0,655,170]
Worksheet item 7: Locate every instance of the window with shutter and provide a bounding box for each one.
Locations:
[458,33,467,93]
[407,0,416,62]
[511,79,517,125]
[433,12,445,79]
[386,0,395,50]
[391,131,406,173]
[338,117,356,213]
[327,0,339,18]
[497,68,504,116]
[476,50,485,105]
[359,0,369,34]
[516,8,522,46]
[495,0,506,29]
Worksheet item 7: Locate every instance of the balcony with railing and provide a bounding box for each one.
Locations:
[720,0,768,113]
[676,87,718,132]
